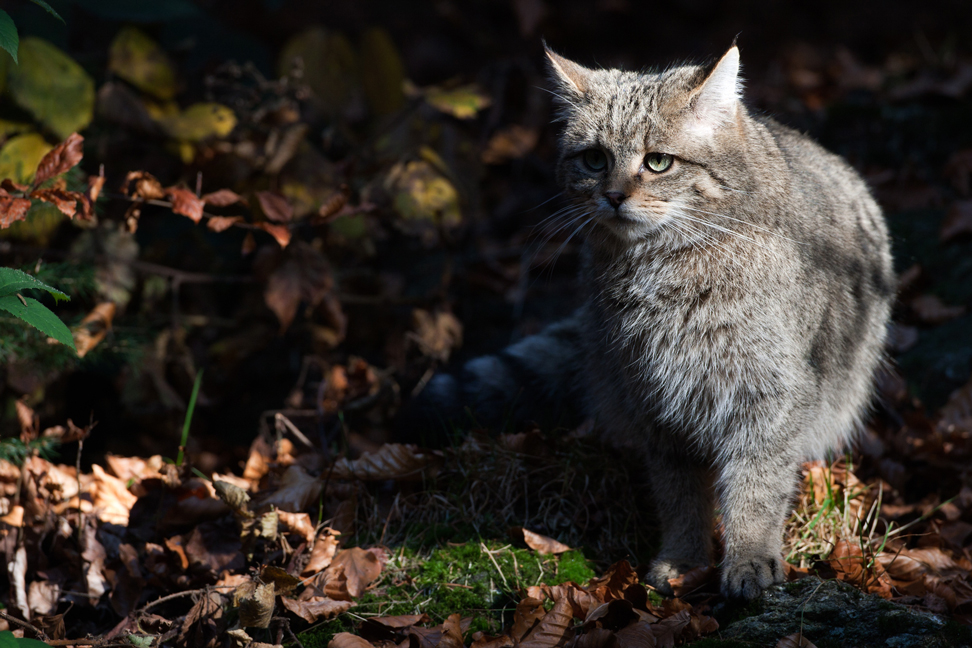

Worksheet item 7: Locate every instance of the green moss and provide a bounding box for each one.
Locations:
[298,541,593,647]
[555,551,596,584]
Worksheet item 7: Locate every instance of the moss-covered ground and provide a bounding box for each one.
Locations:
[298,543,595,647]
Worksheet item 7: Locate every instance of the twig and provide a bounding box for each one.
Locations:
[0,609,49,642]
[480,542,509,590]
[274,412,315,449]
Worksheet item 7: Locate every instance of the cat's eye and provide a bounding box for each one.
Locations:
[582,149,607,171]
[644,153,673,173]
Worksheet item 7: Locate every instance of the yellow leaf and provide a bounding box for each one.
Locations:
[425,84,491,119]
[359,28,405,115]
[387,159,461,227]
[108,27,178,100]
[8,38,95,139]
[0,132,52,184]
[158,102,237,141]
[278,27,359,114]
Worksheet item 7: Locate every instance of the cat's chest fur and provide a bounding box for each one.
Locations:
[580,239,802,449]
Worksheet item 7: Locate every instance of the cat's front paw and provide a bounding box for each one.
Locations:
[646,558,708,596]
[721,554,784,600]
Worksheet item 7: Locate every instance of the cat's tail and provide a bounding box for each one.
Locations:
[397,312,585,444]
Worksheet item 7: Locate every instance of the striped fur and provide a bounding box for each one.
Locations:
[411,46,894,600]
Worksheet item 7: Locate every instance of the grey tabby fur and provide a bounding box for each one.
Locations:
[419,46,894,600]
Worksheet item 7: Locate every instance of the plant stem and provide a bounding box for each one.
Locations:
[176,369,204,467]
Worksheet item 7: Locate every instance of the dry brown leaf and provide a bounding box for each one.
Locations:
[439,613,465,648]
[87,174,105,203]
[72,301,116,358]
[482,125,539,164]
[587,560,638,602]
[615,622,656,648]
[909,294,966,324]
[517,528,571,555]
[277,510,315,543]
[166,186,205,223]
[256,221,292,247]
[257,190,294,223]
[328,633,375,648]
[318,185,351,220]
[90,463,137,525]
[213,479,252,516]
[123,170,166,200]
[16,399,36,441]
[202,188,244,207]
[0,191,33,228]
[282,596,353,623]
[242,231,257,254]
[324,547,382,600]
[776,634,818,648]
[180,590,226,646]
[30,187,81,217]
[570,627,619,648]
[330,444,442,481]
[33,132,83,187]
[207,215,243,232]
[303,528,341,575]
[260,465,322,512]
[0,505,24,527]
[410,309,463,362]
[828,539,893,599]
[519,596,574,648]
[470,633,515,648]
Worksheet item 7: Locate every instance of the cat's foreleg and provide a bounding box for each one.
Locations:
[644,443,714,594]
[716,442,799,599]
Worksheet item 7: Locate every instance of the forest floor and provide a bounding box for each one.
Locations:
[0,1,971,647]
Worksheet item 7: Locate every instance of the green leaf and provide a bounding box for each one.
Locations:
[0,267,68,301]
[13,638,50,648]
[8,37,95,139]
[29,0,64,22]
[0,10,19,65]
[0,630,18,648]
[0,294,76,351]
[0,132,52,185]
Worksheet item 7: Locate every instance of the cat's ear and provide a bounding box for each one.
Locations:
[688,46,742,133]
[544,44,592,97]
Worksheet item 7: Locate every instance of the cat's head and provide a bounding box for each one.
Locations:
[546,45,747,245]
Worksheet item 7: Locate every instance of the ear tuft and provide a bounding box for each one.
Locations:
[544,44,592,96]
[690,46,742,131]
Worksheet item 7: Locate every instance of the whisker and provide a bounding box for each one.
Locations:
[681,205,804,246]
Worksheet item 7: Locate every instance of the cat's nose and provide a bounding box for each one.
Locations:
[604,191,626,208]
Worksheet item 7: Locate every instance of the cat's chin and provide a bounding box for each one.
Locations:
[596,212,662,242]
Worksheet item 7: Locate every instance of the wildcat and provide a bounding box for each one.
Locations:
[414,45,894,600]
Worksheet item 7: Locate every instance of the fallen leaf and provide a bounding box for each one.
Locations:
[277,510,315,543]
[328,633,375,648]
[90,463,137,525]
[303,528,340,575]
[329,444,442,481]
[32,132,83,187]
[281,596,354,623]
[159,102,237,141]
[615,622,657,648]
[517,528,571,555]
[471,634,515,648]
[668,566,714,597]
[259,465,322,513]
[519,596,574,648]
[323,547,382,600]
